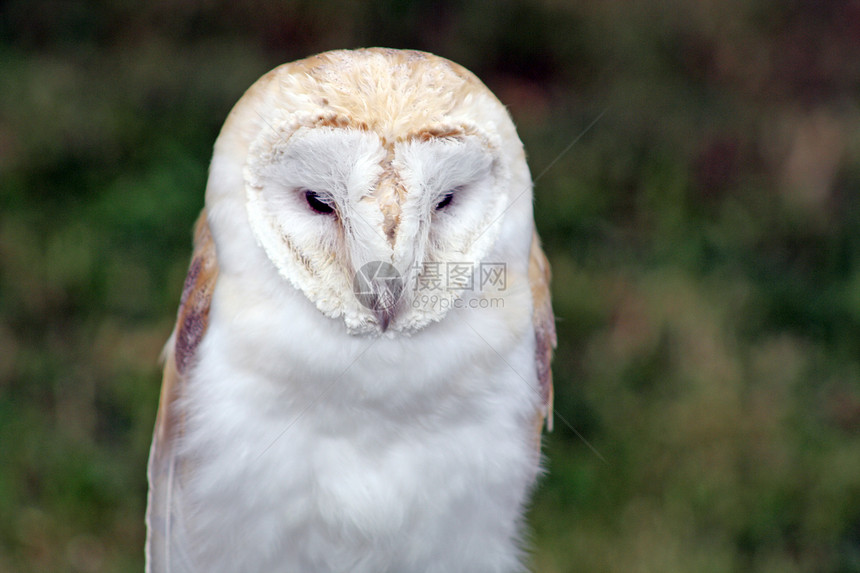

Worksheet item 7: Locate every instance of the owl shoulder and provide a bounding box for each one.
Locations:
[529,230,556,432]
[153,211,218,453]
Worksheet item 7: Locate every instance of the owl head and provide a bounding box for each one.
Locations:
[204,49,534,335]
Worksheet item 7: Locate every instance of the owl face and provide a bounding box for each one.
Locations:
[208,49,532,334]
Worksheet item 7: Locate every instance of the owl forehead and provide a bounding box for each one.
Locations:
[240,49,516,242]
[268,49,503,144]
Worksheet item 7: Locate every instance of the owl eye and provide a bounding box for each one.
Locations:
[435,190,455,210]
[304,190,335,215]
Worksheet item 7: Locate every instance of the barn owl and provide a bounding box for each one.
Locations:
[146,48,555,573]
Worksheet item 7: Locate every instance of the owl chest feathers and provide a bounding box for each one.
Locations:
[173,273,541,571]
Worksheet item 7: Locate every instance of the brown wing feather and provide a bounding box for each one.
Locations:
[529,230,556,433]
[146,211,218,573]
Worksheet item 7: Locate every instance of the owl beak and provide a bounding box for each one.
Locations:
[370,285,400,332]
[375,306,394,332]
[353,260,404,332]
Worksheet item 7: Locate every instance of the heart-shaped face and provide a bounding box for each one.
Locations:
[207,48,534,335]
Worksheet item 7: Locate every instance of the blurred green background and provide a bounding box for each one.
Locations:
[2,1,860,571]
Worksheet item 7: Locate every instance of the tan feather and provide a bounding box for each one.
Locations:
[529,230,556,433]
[146,211,218,572]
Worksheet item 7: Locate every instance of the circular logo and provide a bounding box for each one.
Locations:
[353,261,403,311]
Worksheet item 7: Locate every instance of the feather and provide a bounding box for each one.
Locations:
[529,230,556,433]
[146,212,218,573]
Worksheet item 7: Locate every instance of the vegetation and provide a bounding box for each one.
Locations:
[2,1,859,571]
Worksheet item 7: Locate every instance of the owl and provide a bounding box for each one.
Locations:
[146,48,555,573]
